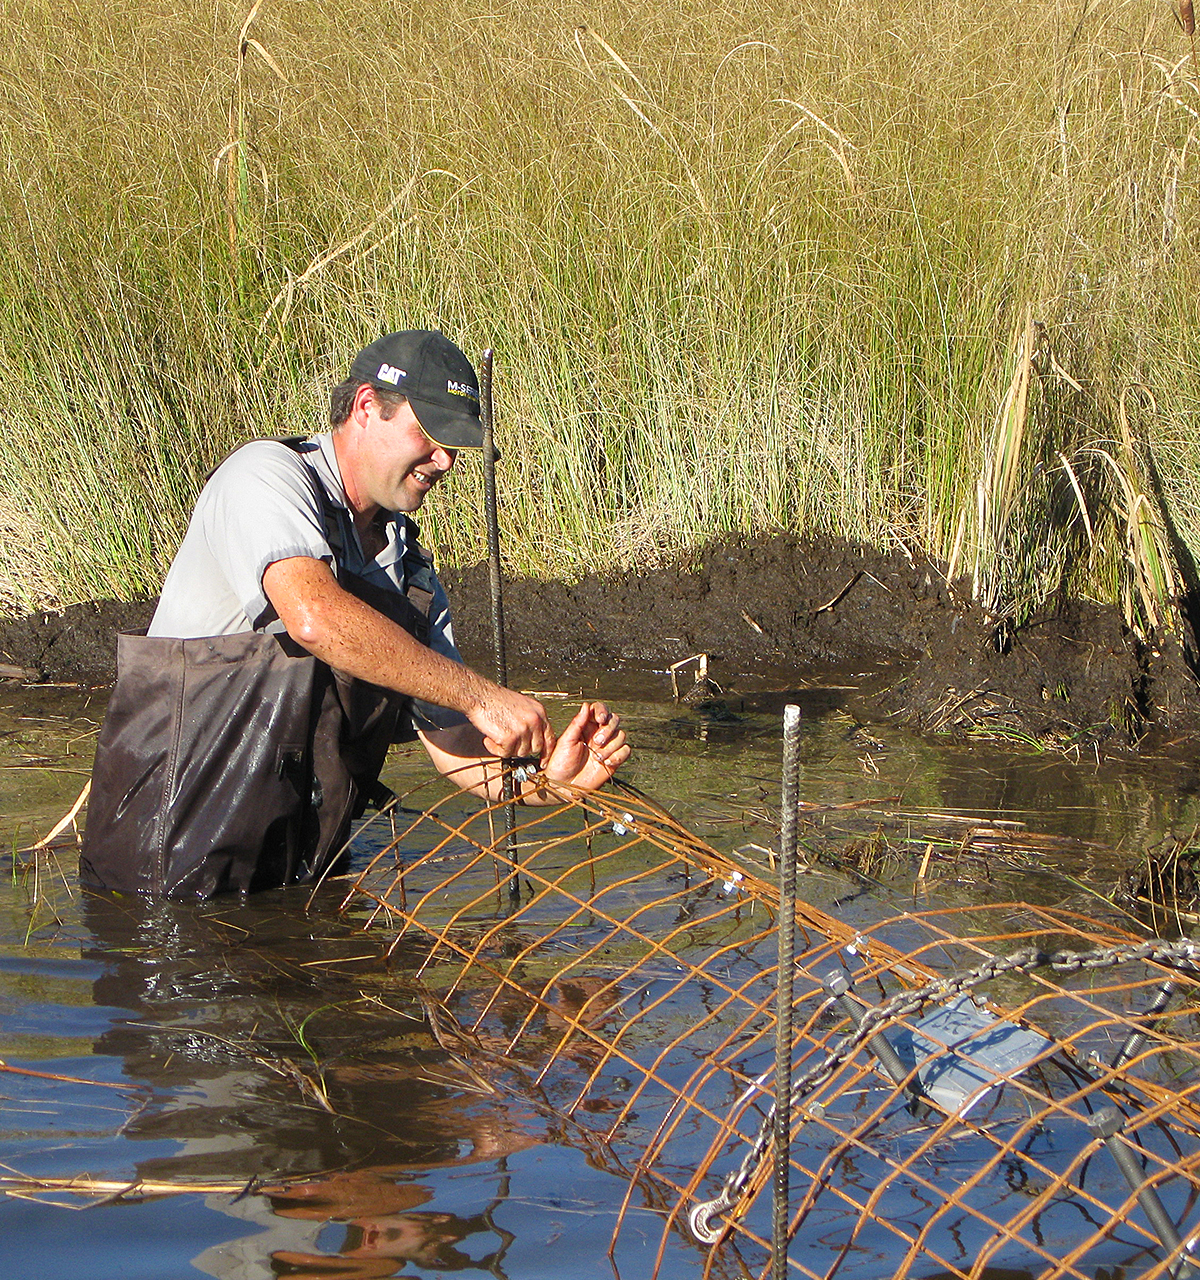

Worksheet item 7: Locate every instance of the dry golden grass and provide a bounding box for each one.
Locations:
[0,0,1196,623]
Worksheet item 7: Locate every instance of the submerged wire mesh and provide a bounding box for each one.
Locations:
[341,773,1200,1280]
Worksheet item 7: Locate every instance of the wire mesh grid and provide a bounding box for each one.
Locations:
[340,773,1200,1280]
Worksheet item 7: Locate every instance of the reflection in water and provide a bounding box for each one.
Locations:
[77,889,543,1278]
[191,1169,513,1279]
[82,893,543,1153]
[915,1272,1035,1280]
[277,1210,497,1277]
[267,1175,512,1278]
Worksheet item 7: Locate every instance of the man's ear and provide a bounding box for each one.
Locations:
[349,382,377,426]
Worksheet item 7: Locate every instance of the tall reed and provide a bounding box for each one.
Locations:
[0,0,1197,630]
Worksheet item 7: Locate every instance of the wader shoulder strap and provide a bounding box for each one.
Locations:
[270,436,438,625]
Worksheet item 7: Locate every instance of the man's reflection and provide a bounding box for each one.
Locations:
[78,888,621,1279]
[268,1169,509,1277]
[82,888,543,1181]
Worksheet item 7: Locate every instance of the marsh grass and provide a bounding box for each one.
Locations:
[1118,834,1200,931]
[1,0,1199,626]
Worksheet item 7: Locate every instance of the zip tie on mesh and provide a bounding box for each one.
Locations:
[686,938,1200,1245]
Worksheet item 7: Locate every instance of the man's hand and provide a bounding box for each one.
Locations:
[536,702,629,798]
[420,701,629,804]
[468,684,556,761]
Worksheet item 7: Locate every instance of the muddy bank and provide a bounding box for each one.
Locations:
[445,535,1200,744]
[2,533,1198,744]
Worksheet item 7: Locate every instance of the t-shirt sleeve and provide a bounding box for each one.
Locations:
[198,442,333,631]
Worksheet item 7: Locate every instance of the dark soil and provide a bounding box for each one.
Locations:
[3,532,1199,745]
[0,598,157,688]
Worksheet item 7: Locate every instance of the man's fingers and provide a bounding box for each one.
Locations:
[472,687,555,761]
[482,728,548,759]
[590,728,627,764]
[558,702,593,743]
[482,730,547,759]
[587,707,622,750]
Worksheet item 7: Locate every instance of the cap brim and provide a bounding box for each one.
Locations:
[409,396,499,459]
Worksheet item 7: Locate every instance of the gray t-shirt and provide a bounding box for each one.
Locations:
[149,434,465,729]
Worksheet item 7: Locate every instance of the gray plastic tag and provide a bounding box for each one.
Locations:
[893,994,1054,1116]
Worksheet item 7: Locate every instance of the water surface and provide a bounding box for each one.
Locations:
[1,664,1198,1278]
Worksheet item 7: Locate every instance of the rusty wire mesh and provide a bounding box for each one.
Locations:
[339,770,1200,1280]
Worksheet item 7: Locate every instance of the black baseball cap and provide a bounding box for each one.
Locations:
[347,330,484,449]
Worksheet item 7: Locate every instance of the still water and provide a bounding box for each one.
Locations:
[1,663,1199,1279]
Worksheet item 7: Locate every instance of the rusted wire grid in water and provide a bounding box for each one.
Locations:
[340,779,904,1087]
[338,783,927,1242]
[343,783,788,1099]
[341,776,938,1049]
[681,908,1200,1280]
[339,779,1200,1279]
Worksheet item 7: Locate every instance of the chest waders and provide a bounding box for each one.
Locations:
[80,440,438,899]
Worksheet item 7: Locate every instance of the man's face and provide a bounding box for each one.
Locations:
[358,395,457,514]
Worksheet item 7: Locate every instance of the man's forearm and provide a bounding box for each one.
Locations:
[262,555,554,760]
[263,556,489,711]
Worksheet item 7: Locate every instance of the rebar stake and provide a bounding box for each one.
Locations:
[773,704,802,1280]
[822,972,917,1094]
[1086,1106,1194,1279]
[479,348,518,903]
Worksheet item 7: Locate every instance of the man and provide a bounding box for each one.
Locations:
[81,330,628,898]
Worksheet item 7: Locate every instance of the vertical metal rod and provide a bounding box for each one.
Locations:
[1111,981,1176,1070]
[1087,1107,1193,1279]
[479,348,519,903]
[479,350,507,689]
[773,704,802,1280]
